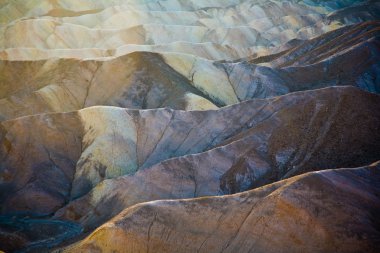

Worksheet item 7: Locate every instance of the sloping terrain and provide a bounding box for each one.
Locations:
[63,162,380,253]
[54,86,380,231]
[0,0,379,252]
[3,0,378,61]
[1,21,379,121]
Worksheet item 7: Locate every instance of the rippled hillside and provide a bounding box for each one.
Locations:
[0,0,379,252]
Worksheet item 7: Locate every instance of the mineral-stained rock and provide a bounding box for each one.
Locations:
[63,162,380,253]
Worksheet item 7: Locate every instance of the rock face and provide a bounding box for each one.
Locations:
[63,162,380,253]
[1,0,380,252]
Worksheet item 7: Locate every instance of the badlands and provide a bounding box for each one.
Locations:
[0,0,379,252]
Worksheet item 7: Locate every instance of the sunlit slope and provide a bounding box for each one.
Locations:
[1,0,378,61]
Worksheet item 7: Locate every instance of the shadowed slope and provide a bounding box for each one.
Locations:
[2,87,380,218]
[54,86,380,231]
[0,52,219,121]
[0,112,84,216]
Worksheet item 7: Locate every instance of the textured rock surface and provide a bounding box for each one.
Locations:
[0,111,83,216]
[54,86,380,231]
[3,85,378,219]
[3,0,377,61]
[63,162,380,253]
[1,0,380,252]
[0,216,82,253]
[1,21,379,121]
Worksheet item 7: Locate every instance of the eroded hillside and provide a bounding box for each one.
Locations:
[0,0,379,252]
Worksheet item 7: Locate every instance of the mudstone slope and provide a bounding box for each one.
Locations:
[0,0,379,252]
